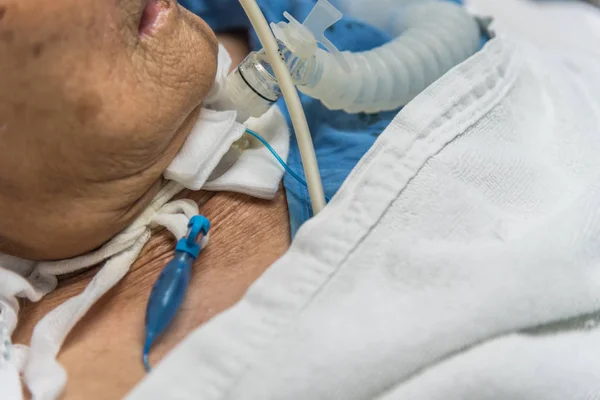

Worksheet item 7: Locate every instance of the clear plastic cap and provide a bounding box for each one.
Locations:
[271,0,351,73]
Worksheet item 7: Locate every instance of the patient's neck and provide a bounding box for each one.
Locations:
[13,188,290,399]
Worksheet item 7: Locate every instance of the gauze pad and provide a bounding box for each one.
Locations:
[166,43,290,199]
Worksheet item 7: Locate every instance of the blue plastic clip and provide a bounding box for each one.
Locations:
[143,215,210,372]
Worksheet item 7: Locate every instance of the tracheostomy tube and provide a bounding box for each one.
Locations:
[221,0,481,118]
[211,0,482,211]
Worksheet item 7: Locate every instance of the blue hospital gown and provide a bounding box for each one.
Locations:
[181,0,467,237]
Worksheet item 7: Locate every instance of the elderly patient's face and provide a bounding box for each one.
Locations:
[0,0,218,259]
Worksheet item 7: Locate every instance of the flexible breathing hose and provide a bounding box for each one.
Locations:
[238,0,327,214]
[226,0,480,213]
[229,0,481,115]
[293,0,481,113]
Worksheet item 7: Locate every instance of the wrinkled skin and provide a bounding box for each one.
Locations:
[0,0,218,260]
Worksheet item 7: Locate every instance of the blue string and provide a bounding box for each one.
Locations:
[245,128,309,189]
[245,128,331,203]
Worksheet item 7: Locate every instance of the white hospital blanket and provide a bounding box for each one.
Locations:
[129,1,600,398]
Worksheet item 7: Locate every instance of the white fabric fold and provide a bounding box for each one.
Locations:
[380,321,600,400]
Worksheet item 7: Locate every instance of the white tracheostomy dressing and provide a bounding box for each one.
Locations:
[0,43,290,400]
